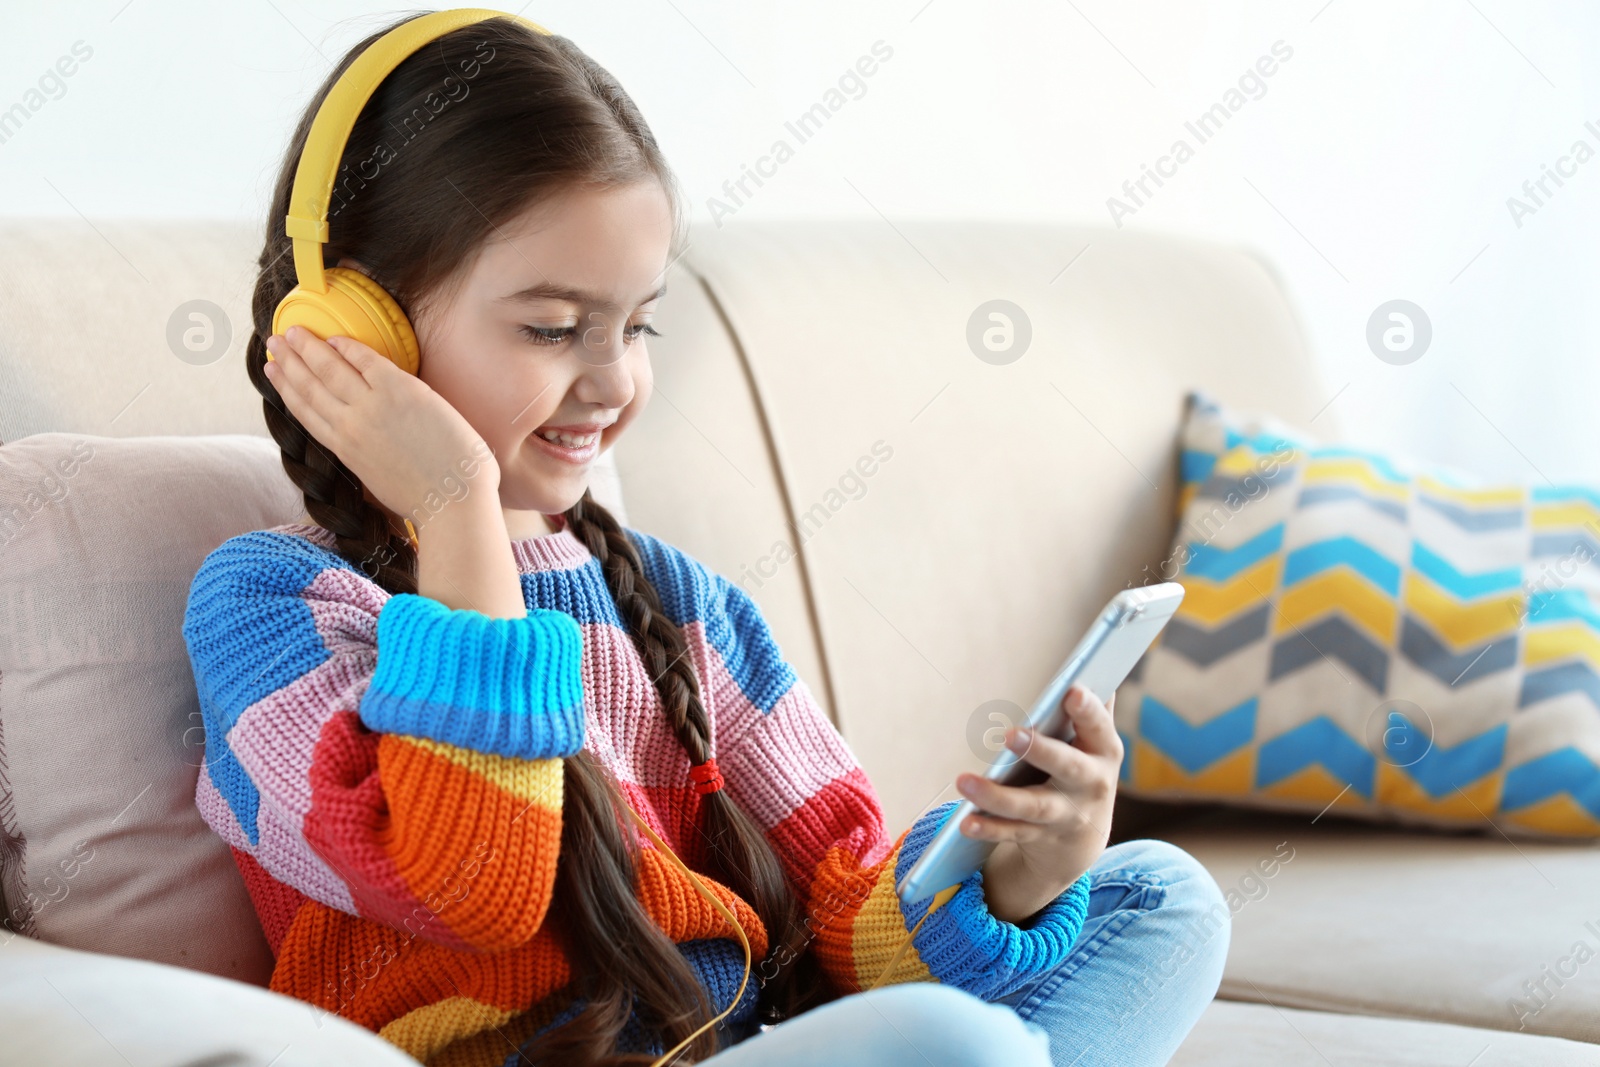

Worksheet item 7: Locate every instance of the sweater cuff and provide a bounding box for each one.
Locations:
[360,592,587,759]
[895,802,1092,1000]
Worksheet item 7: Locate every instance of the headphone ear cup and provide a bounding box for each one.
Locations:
[271,266,420,375]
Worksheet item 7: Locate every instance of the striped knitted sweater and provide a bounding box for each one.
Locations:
[183,518,1092,1065]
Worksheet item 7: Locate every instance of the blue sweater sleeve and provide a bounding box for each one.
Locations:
[895,801,1092,1000]
[360,591,587,758]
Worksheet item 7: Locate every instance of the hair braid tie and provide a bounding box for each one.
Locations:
[687,758,724,795]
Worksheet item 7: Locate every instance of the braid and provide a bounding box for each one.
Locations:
[560,492,712,761]
[561,490,831,1023]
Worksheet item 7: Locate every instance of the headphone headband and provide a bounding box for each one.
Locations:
[284,8,552,295]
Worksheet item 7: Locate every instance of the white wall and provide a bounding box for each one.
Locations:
[5,0,1597,483]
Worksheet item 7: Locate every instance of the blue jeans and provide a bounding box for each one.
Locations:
[703,838,1230,1067]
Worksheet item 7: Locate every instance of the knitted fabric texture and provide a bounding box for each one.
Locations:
[182,522,1092,1065]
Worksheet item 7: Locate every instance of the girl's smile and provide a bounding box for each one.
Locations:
[527,420,611,465]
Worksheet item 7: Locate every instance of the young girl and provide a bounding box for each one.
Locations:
[183,14,1228,1067]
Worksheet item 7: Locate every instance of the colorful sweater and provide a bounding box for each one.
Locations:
[182,519,1092,1065]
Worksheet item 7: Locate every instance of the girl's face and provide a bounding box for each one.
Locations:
[346,179,673,539]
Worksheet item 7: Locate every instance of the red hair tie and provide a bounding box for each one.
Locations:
[688,758,724,796]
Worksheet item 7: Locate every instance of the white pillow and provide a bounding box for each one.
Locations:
[0,433,297,983]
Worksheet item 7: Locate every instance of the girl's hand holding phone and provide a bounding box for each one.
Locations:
[262,325,500,520]
[954,685,1122,925]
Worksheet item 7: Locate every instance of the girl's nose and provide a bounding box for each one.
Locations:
[576,313,631,368]
[575,330,636,407]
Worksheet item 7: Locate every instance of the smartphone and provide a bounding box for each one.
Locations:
[895,582,1185,905]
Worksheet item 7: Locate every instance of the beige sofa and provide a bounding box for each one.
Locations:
[2,216,1597,1065]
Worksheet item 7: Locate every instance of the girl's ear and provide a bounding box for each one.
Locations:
[336,256,372,279]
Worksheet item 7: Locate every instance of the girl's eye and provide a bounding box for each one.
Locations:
[519,325,574,345]
[518,323,663,347]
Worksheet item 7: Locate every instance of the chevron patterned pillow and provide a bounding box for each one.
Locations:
[1112,390,1600,838]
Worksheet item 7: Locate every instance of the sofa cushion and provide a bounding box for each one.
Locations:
[0,433,298,982]
[1155,804,1600,1044]
[0,428,629,982]
[1115,390,1600,837]
[0,430,630,983]
[1172,998,1600,1066]
[0,931,421,1065]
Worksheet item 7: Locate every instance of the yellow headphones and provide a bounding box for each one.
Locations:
[274,10,951,1055]
[272,8,551,377]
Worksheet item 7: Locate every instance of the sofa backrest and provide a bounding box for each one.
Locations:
[623,220,1338,826]
[0,217,1336,834]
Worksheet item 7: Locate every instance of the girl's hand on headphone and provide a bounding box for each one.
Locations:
[263,326,501,523]
[953,684,1121,925]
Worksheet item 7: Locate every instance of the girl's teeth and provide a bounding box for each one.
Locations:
[538,430,595,447]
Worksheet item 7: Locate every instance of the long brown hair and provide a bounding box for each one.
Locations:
[246,13,826,1063]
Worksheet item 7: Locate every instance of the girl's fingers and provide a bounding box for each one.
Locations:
[1062,685,1121,760]
[265,345,341,450]
[958,810,1047,844]
[267,333,353,436]
[956,774,1069,825]
[322,333,391,381]
[279,326,369,405]
[1005,723,1094,783]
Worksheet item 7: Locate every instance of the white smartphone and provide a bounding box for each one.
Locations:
[895,582,1186,905]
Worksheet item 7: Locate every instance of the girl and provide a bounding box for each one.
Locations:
[184,13,1229,1067]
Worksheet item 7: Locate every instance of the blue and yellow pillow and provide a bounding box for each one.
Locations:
[1113,391,1600,837]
